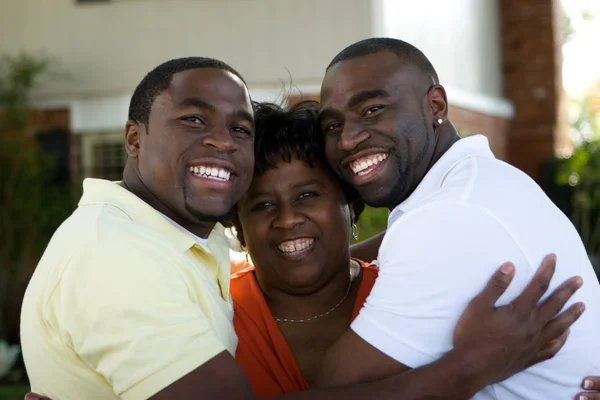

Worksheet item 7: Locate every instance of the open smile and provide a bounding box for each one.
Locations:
[344,152,389,186]
[188,165,232,182]
[276,237,317,260]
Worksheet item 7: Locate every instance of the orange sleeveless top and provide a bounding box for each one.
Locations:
[230,259,378,397]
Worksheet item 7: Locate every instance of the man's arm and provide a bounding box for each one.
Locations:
[315,202,587,394]
[149,257,583,400]
[350,231,385,262]
[29,257,582,400]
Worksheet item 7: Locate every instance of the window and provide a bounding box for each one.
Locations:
[81,132,127,181]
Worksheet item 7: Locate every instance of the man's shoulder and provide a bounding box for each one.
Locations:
[382,200,519,258]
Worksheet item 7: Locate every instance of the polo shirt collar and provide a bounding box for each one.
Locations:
[388,135,494,227]
[78,178,227,254]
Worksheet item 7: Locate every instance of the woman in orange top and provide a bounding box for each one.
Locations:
[230,101,381,397]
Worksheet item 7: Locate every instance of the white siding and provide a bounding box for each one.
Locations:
[0,0,374,97]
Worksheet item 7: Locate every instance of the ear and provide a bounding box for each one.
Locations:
[125,120,145,158]
[426,85,449,127]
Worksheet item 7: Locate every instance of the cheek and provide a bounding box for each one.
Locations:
[240,218,268,255]
[320,203,351,241]
[325,140,340,164]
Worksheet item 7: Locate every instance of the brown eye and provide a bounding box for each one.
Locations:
[181,116,205,125]
[363,105,384,116]
[299,191,318,200]
[326,122,343,133]
[231,126,252,136]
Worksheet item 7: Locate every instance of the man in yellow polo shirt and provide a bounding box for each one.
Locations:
[21,57,256,399]
[20,56,591,400]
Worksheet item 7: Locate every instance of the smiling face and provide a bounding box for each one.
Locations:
[130,68,255,224]
[236,158,352,293]
[319,51,437,209]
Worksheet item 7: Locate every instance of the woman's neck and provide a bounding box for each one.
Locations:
[255,259,361,323]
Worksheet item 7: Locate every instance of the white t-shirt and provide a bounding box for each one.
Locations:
[351,135,600,399]
[160,212,209,247]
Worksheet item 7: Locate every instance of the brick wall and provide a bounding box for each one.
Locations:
[500,0,564,181]
[449,105,510,161]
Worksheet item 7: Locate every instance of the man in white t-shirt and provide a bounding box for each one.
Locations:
[317,37,600,399]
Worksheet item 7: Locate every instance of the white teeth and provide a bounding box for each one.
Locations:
[350,153,388,174]
[189,165,232,181]
[277,238,315,254]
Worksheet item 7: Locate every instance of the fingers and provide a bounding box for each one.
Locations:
[534,275,584,324]
[529,328,570,366]
[473,262,516,306]
[577,394,600,400]
[510,254,556,313]
[539,301,585,343]
[577,376,600,399]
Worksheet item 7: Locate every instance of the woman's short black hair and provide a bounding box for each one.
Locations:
[232,100,364,248]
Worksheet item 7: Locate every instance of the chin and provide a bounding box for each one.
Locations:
[185,202,235,224]
[357,187,392,209]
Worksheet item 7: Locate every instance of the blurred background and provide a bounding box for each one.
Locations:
[1,0,599,397]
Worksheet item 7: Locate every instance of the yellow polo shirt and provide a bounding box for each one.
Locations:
[20,178,237,400]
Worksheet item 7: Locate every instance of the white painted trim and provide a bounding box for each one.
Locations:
[247,82,322,103]
[370,0,386,37]
[32,94,130,133]
[444,86,515,119]
[27,82,514,134]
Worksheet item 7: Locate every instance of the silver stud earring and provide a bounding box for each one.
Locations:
[437,118,443,124]
[351,223,359,241]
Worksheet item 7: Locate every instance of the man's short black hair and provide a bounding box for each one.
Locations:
[327,37,439,85]
[232,100,365,248]
[128,57,246,126]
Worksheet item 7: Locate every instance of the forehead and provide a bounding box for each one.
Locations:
[321,51,419,108]
[158,68,252,112]
[250,158,339,193]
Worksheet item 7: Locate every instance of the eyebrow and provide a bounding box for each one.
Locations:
[292,179,323,189]
[178,97,254,124]
[245,179,324,202]
[233,109,255,125]
[178,97,216,111]
[346,89,390,109]
[318,89,391,125]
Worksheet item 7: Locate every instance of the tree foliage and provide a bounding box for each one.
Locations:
[0,53,73,341]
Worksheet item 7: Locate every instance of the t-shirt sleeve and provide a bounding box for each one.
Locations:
[350,201,531,368]
[48,239,228,400]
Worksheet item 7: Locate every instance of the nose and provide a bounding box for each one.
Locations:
[338,122,369,152]
[272,203,304,230]
[202,127,237,153]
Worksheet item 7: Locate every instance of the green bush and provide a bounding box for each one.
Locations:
[0,53,74,342]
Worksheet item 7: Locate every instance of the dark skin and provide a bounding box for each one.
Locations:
[317,50,594,395]
[123,68,255,238]
[350,230,385,261]
[24,65,594,400]
[317,51,464,385]
[319,52,456,211]
[236,158,364,384]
